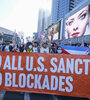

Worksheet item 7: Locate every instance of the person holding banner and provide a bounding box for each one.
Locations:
[2,41,13,52]
[33,41,40,53]
[56,46,62,54]
[40,42,49,53]
[19,43,24,52]
[25,42,33,53]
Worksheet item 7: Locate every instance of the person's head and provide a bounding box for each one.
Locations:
[5,40,10,45]
[26,42,33,49]
[42,42,48,48]
[66,5,90,38]
[57,47,62,54]
[33,41,38,47]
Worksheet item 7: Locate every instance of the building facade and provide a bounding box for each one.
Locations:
[51,0,59,24]
[51,0,86,24]
[37,9,45,33]
[0,27,20,44]
[37,9,52,42]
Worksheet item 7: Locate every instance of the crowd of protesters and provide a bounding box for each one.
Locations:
[0,40,90,55]
[0,40,90,100]
[0,40,63,54]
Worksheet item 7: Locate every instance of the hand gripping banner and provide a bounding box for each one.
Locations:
[0,51,90,98]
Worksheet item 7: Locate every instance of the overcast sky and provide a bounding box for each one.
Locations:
[0,0,51,39]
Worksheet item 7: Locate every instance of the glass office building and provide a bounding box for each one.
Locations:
[51,0,86,24]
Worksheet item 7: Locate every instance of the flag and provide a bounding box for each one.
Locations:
[40,32,44,39]
[58,45,90,55]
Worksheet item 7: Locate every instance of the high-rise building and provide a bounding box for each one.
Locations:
[44,10,52,30]
[37,9,52,32]
[37,0,52,33]
[37,9,45,33]
[51,0,69,24]
[37,9,52,41]
[51,0,86,24]
[58,0,70,21]
[51,0,59,24]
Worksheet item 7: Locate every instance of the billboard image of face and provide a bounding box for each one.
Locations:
[48,22,60,41]
[65,5,90,39]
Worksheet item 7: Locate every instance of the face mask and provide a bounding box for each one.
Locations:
[29,45,32,49]
[57,50,62,54]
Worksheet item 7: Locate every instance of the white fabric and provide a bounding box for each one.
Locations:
[33,47,38,53]
[23,49,26,52]
[4,45,9,51]
[40,47,49,53]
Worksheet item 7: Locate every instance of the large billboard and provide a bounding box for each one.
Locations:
[65,5,90,39]
[48,22,60,41]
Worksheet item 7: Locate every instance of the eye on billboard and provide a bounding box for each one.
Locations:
[48,22,60,41]
[65,5,90,39]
